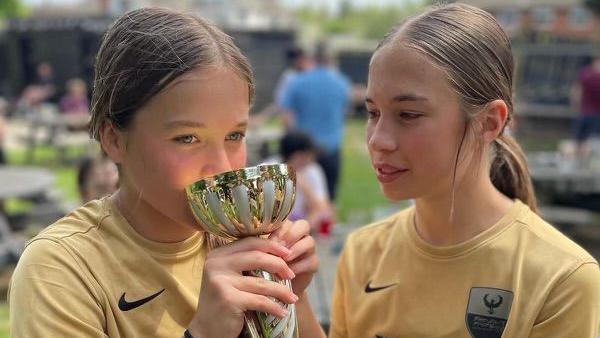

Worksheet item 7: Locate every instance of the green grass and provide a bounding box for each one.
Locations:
[337,119,389,223]
[0,304,7,338]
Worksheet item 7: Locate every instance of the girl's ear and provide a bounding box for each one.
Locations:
[480,100,508,144]
[99,122,126,165]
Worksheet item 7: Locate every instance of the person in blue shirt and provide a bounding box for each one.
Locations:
[281,42,351,200]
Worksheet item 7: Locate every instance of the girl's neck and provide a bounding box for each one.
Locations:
[413,173,514,246]
[111,188,196,243]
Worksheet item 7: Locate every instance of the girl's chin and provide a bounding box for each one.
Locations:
[381,186,413,202]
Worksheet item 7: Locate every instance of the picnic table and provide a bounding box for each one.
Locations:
[529,150,600,233]
[529,151,600,196]
[0,166,55,200]
[23,104,92,163]
[0,165,55,264]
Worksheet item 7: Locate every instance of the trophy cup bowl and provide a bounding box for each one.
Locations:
[185,163,298,338]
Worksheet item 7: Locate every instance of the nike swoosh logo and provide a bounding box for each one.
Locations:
[118,289,165,311]
[365,281,397,293]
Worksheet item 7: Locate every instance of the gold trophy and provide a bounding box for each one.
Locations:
[185,164,298,338]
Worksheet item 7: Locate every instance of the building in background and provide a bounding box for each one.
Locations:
[462,0,599,138]
[190,0,293,30]
[0,0,297,112]
[23,0,295,29]
[463,0,597,42]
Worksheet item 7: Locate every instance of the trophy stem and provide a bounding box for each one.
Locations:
[204,233,299,338]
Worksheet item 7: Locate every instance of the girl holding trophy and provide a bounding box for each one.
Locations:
[10,7,324,338]
[329,3,599,338]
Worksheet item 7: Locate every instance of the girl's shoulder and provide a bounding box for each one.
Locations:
[32,198,107,243]
[515,205,597,266]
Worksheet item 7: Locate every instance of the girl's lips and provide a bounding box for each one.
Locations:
[374,164,408,183]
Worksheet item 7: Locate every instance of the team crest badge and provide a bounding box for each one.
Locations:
[466,287,513,338]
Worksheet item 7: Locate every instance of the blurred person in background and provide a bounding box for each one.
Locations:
[280,130,333,238]
[35,62,56,90]
[252,47,311,127]
[15,62,56,116]
[281,41,351,201]
[60,78,91,131]
[60,78,90,116]
[571,51,600,159]
[77,156,119,203]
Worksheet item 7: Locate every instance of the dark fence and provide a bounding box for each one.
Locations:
[513,42,596,137]
[0,16,296,112]
[514,43,595,109]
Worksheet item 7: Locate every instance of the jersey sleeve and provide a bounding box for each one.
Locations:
[9,238,107,337]
[529,262,600,338]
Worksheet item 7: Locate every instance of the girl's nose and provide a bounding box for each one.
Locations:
[368,120,398,153]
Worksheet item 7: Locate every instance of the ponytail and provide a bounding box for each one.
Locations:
[491,134,538,213]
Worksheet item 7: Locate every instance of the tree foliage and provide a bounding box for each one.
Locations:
[294,1,425,40]
[0,0,28,18]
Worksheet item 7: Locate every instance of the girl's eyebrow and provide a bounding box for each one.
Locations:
[365,94,428,105]
[392,94,428,102]
[165,120,248,129]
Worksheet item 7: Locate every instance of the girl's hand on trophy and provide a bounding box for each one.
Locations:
[188,237,299,338]
[270,219,318,296]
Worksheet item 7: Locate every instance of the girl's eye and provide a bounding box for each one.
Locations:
[399,111,422,120]
[366,110,380,119]
[226,131,246,141]
[173,135,197,144]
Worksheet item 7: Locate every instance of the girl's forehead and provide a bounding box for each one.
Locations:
[132,67,250,127]
[367,46,461,110]
[370,44,442,79]
[165,67,233,88]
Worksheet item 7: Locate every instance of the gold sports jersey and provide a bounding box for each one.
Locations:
[330,200,600,338]
[9,197,207,337]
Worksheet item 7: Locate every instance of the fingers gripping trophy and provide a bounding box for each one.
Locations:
[185,164,298,338]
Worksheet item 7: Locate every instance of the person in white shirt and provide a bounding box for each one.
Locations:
[280,130,333,233]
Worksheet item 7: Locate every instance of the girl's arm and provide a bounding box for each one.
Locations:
[296,291,327,338]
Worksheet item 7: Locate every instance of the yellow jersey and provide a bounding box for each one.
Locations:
[9,197,207,337]
[330,200,599,338]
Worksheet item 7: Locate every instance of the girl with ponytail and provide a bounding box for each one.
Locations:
[329,4,599,338]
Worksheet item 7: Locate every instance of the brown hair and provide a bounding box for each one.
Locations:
[376,3,537,212]
[89,7,255,141]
